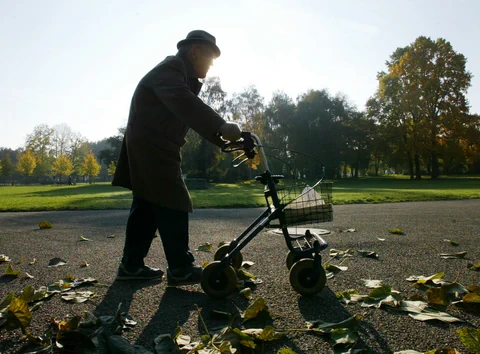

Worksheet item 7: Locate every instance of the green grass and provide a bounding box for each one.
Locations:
[0,176,479,211]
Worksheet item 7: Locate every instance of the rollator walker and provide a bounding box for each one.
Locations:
[200,132,333,298]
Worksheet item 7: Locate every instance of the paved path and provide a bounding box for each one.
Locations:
[1,200,479,353]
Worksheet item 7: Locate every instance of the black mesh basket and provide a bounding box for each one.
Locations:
[276,181,333,226]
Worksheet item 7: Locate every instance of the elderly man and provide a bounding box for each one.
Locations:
[113,30,241,285]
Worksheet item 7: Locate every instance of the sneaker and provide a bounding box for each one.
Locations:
[116,263,164,281]
[167,265,203,286]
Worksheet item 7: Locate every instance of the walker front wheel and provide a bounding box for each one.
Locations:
[286,251,309,270]
[289,259,327,296]
[201,261,238,299]
[214,244,243,269]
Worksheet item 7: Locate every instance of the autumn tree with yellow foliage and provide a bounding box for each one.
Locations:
[16,150,37,183]
[52,154,74,181]
[82,152,101,184]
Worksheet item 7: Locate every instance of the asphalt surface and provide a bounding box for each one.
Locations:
[0,200,479,353]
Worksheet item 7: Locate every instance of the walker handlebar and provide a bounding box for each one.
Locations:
[221,132,270,170]
[221,132,256,159]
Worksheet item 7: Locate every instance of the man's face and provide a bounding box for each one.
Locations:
[192,44,216,78]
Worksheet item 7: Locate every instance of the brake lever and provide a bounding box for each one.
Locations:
[232,153,250,167]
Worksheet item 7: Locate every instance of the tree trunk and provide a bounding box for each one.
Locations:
[415,154,422,180]
[408,154,414,180]
[431,151,439,179]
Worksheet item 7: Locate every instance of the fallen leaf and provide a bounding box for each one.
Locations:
[29,258,36,265]
[462,293,480,304]
[306,314,362,331]
[330,327,358,352]
[240,288,252,299]
[242,261,255,268]
[362,279,383,288]
[4,263,20,277]
[243,297,269,322]
[336,290,366,305]
[398,300,429,314]
[409,309,462,323]
[340,228,356,232]
[406,272,445,285]
[456,327,480,353]
[61,291,95,303]
[39,221,53,229]
[357,250,379,259]
[107,234,116,238]
[242,325,284,341]
[0,255,11,263]
[324,264,348,273]
[80,260,89,268]
[329,248,355,258]
[443,239,460,246]
[377,237,386,241]
[236,269,256,281]
[195,242,213,252]
[78,236,92,242]
[25,272,34,279]
[439,251,467,259]
[468,261,480,271]
[1,298,32,330]
[48,258,67,267]
[426,288,450,306]
[467,284,480,294]
[387,228,405,235]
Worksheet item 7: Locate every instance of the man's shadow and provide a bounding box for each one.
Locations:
[134,286,211,350]
[297,287,384,354]
[93,279,162,321]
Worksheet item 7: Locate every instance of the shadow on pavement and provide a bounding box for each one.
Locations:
[298,287,380,354]
[134,287,208,350]
[93,279,162,320]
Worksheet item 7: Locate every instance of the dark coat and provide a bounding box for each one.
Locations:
[112,55,226,212]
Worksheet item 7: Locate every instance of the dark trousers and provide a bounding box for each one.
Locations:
[121,196,194,271]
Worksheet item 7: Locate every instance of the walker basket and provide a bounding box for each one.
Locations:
[278,182,333,226]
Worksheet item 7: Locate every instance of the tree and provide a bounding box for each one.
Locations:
[52,124,73,158]
[25,124,54,177]
[183,78,229,180]
[52,154,74,180]
[107,161,116,176]
[97,136,123,167]
[386,37,472,178]
[82,152,101,183]
[16,150,37,182]
[1,154,14,178]
[70,133,91,176]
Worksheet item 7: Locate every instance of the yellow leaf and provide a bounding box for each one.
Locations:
[5,263,20,277]
[243,297,269,322]
[39,221,53,229]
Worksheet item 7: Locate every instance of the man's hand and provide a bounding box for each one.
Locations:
[219,122,241,142]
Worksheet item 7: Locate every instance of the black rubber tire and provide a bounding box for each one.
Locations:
[286,251,306,270]
[214,244,243,269]
[289,258,327,296]
[201,261,238,299]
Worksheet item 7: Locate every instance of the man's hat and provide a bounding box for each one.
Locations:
[177,30,221,57]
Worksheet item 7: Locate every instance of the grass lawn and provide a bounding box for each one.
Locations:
[0,176,479,211]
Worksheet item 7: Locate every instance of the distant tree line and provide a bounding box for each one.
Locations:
[1,36,479,185]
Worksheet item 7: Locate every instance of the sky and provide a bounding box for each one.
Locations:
[1,0,479,150]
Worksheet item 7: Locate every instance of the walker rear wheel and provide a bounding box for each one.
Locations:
[201,261,238,299]
[289,258,327,296]
[214,244,243,269]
